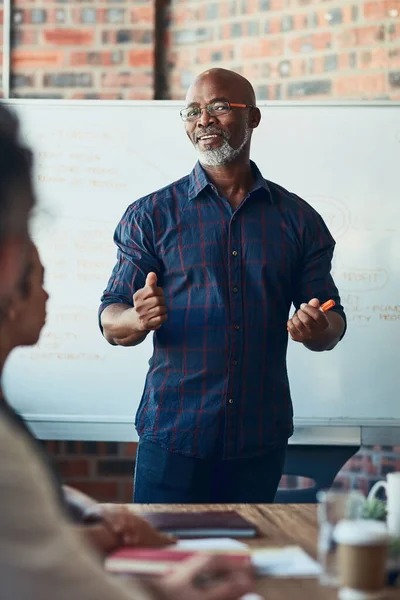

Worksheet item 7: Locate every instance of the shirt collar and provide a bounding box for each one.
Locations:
[188,160,272,203]
[188,161,210,202]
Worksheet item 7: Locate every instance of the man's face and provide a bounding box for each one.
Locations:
[184,75,253,167]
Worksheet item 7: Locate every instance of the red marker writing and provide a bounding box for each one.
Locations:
[321,299,335,312]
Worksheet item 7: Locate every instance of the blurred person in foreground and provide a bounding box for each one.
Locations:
[0,103,255,600]
[0,240,174,554]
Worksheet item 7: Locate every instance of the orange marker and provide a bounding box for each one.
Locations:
[321,299,335,312]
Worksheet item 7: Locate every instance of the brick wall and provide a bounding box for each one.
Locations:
[5,1,400,100]
[9,0,155,99]
[42,440,138,503]
[42,440,399,503]
[166,0,400,100]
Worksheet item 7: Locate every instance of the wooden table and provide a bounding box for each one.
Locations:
[125,503,398,599]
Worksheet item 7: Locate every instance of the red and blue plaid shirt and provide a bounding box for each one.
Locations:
[100,161,346,459]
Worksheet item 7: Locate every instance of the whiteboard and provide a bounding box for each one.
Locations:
[2,100,400,441]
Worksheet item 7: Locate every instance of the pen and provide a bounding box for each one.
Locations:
[320,299,335,312]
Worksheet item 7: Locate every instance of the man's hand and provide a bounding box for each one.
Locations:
[287,298,328,343]
[153,554,255,600]
[101,272,167,346]
[133,272,168,332]
[84,505,174,548]
[287,297,345,352]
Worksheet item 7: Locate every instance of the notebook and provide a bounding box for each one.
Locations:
[139,510,259,538]
[105,547,251,576]
[105,544,321,579]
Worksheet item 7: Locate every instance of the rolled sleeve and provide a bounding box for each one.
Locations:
[293,210,346,338]
[99,204,161,325]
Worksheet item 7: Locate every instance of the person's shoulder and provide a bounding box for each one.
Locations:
[268,181,336,249]
[0,409,29,464]
[267,179,319,217]
[123,173,191,219]
[267,181,326,227]
[266,179,333,239]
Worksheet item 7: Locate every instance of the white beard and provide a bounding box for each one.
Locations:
[196,125,250,167]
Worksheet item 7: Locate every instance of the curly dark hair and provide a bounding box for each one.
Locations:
[0,103,34,242]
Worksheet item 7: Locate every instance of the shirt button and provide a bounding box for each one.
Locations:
[233,287,238,293]
[228,398,234,405]
[232,250,238,256]
[232,360,238,366]
[234,324,240,330]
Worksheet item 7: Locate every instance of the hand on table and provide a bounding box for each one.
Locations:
[157,554,255,600]
[84,505,174,548]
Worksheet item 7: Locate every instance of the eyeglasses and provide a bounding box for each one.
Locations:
[180,101,255,122]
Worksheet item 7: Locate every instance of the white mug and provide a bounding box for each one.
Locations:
[368,472,400,536]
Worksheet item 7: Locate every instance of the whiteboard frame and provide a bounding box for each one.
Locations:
[1,0,11,99]
[5,99,400,107]
[23,414,398,444]
[6,99,400,443]
[24,414,363,445]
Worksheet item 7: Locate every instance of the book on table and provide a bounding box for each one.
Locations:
[138,510,259,539]
[105,547,251,576]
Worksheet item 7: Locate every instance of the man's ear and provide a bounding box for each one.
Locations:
[249,107,261,130]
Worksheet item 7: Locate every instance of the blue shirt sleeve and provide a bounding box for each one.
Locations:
[98,204,162,325]
[292,208,347,338]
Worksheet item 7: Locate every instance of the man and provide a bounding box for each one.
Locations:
[0,103,254,600]
[100,68,346,504]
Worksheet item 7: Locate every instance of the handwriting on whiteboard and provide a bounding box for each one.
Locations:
[332,267,388,292]
[341,294,400,328]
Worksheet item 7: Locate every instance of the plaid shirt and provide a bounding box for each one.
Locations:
[100,161,346,459]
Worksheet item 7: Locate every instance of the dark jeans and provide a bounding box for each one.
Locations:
[133,439,287,504]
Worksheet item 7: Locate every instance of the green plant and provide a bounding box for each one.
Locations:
[390,536,400,557]
[361,498,387,521]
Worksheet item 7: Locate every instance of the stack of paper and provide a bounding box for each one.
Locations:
[176,538,321,577]
[251,546,321,577]
[175,538,248,552]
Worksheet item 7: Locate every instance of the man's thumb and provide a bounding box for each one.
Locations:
[145,272,158,288]
[308,297,320,308]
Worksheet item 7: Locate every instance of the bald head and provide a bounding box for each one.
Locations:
[183,68,261,168]
[186,69,256,106]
